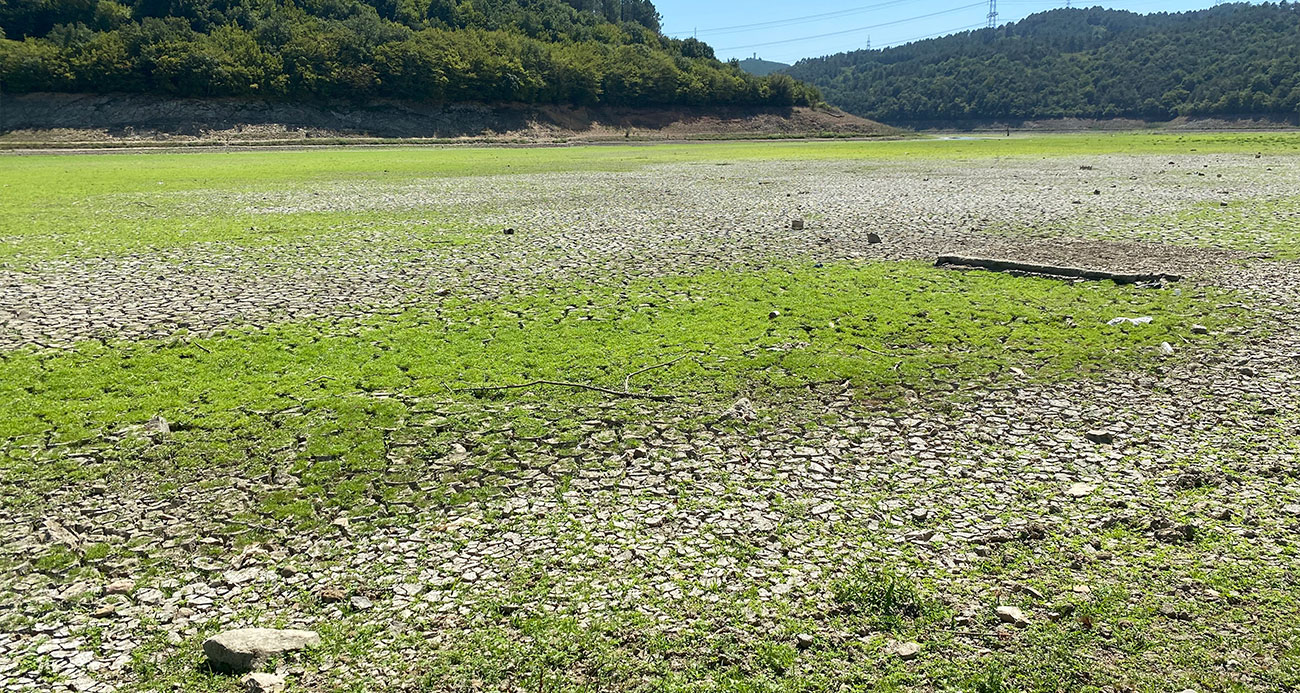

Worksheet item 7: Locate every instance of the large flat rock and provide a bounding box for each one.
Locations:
[202,628,320,673]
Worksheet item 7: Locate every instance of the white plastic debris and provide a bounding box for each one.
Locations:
[1107,316,1153,326]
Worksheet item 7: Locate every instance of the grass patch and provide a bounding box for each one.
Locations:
[0,261,1227,446]
[0,260,1236,526]
[831,565,930,629]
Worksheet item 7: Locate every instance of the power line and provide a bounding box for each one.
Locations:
[663,0,915,38]
[773,21,988,62]
[718,2,987,52]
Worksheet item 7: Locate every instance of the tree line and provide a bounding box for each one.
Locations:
[0,0,820,107]
[784,3,1300,122]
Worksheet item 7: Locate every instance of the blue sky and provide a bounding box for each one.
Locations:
[654,0,1232,63]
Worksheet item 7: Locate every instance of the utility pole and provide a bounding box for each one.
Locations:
[987,0,998,28]
[866,35,872,50]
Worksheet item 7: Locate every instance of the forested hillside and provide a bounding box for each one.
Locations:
[0,0,819,107]
[785,3,1300,122]
[738,57,789,77]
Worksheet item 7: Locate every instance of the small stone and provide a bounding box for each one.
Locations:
[1191,324,1209,335]
[136,588,163,604]
[144,416,170,436]
[1281,504,1300,516]
[768,310,780,320]
[240,672,286,693]
[1160,342,1175,356]
[995,606,1029,627]
[91,604,117,619]
[502,228,515,235]
[795,633,814,650]
[1155,524,1196,544]
[317,587,346,603]
[203,628,320,673]
[224,567,261,585]
[1085,430,1114,444]
[1066,482,1095,498]
[790,219,805,231]
[867,232,882,244]
[349,595,373,611]
[104,579,134,595]
[892,641,920,659]
[726,397,757,422]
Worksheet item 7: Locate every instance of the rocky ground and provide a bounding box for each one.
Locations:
[2,148,1299,692]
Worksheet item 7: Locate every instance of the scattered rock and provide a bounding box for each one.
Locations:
[995,606,1029,627]
[202,628,320,673]
[768,310,780,320]
[1154,523,1197,544]
[867,232,882,244]
[1065,482,1095,498]
[144,415,170,436]
[725,397,757,422]
[795,633,814,650]
[349,595,374,611]
[1107,316,1153,326]
[1085,430,1114,444]
[502,227,515,235]
[1191,324,1209,335]
[891,641,921,659]
[1160,342,1175,356]
[790,219,805,231]
[1174,469,1218,490]
[317,587,346,603]
[240,672,286,693]
[104,579,135,595]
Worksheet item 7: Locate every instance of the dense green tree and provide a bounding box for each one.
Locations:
[784,3,1300,122]
[0,0,820,107]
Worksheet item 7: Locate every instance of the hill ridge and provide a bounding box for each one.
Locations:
[784,3,1300,123]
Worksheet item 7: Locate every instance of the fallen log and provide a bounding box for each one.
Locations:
[935,255,1181,284]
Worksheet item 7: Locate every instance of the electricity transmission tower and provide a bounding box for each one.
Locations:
[986,0,998,28]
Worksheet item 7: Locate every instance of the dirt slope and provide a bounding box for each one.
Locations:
[0,93,896,146]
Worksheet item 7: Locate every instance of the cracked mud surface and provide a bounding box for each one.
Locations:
[4,154,1297,349]
[2,144,1299,692]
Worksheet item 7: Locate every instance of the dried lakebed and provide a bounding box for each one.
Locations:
[2,140,1299,692]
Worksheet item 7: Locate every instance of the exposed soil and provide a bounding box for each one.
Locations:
[0,93,896,147]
